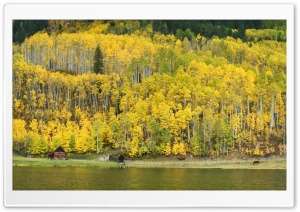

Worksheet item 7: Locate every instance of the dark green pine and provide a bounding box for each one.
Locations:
[93,44,104,74]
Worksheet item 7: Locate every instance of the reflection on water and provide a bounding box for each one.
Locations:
[13,167,286,190]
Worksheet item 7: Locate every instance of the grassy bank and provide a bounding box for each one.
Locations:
[13,154,117,168]
[125,159,286,169]
[13,154,286,169]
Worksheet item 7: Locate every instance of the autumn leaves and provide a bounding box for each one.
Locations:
[12,23,286,158]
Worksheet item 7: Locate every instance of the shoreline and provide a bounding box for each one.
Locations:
[13,155,286,170]
[124,159,286,170]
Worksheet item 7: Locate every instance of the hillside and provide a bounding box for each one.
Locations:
[12,20,286,158]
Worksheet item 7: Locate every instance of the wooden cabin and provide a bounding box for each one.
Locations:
[118,154,124,163]
[48,146,66,160]
[117,154,125,168]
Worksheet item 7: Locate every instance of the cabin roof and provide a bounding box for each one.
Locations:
[54,146,66,153]
[118,154,124,158]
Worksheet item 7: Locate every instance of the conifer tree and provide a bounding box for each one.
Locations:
[93,44,104,74]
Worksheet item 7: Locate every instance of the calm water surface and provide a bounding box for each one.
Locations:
[13,167,286,190]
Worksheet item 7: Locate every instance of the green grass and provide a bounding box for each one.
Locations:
[13,154,286,169]
[125,159,286,169]
[13,154,117,168]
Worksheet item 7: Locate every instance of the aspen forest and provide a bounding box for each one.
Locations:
[12,20,287,158]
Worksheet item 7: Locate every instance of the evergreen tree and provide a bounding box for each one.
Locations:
[219,25,227,38]
[93,44,104,74]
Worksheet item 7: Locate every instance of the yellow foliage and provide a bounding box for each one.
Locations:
[12,25,286,158]
[87,22,109,34]
[29,119,39,132]
[172,142,180,155]
[178,142,186,156]
[163,143,172,156]
[13,119,27,151]
[253,148,263,156]
[128,138,139,157]
[172,142,186,156]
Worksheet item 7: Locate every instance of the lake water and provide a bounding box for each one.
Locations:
[13,167,286,190]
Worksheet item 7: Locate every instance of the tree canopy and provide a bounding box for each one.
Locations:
[12,20,286,158]
[13,20,286,43]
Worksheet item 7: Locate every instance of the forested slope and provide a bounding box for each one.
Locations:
[12,21,286,158]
